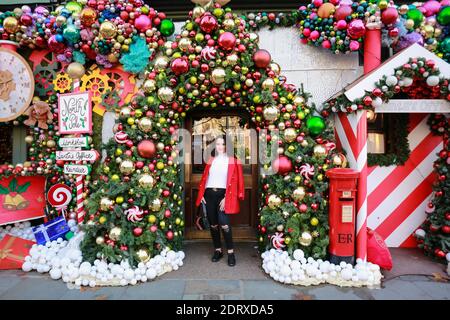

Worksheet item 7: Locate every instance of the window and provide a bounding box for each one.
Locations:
[0,124,28,165]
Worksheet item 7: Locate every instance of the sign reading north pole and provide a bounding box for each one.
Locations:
[58,91,92,134]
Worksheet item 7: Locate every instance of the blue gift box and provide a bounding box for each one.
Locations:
[32,216,70,245]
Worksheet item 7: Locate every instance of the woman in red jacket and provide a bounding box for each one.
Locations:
[195,135,244,266]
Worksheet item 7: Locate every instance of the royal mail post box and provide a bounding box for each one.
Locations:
[325,168,359,265]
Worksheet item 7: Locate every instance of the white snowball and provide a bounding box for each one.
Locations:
[130,279,137,285]
[351,275,359,282]
[120,279,127,286]
[300,258,307,265]
[357,270,369,282]
[173,264,179,271]
[37,265,46,273]
[89,281,96,287]
[22,261,33,272]
[67,220,77,228]
[266,261,275,272]
[307,257,314,263]
[166,250,176,261]
[74,278,82,286]
[341,268,352,280]
[141,276,147,282]
[339,261,347,268]
[146,268,156,280]
[79,262,91,275]
[281,265,291,277]
[290,260,301,270]
[356,258,363,264]
[177,251,185,260]
[49,268,62,280]
[60,257,70,267]
[319,262,330,274]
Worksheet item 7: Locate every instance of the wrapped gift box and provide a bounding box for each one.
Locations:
[32,216,70,245]
[0,235,34,270]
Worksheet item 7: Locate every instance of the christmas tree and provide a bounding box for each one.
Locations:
[81,0,343,266]
[415,114,449,263]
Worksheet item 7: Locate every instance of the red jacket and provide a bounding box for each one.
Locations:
[195,156,245,214]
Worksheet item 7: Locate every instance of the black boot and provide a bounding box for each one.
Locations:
[227,253,236,266]
[212,250,223,262]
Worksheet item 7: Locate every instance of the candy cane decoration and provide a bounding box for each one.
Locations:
[47,184,72,217]
[124,206,144,223]
[299,163,315,181]
[270,232,285,250]
[325,142,336,152]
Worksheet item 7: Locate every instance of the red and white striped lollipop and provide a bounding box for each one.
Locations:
[201,46,216,61]
[47,184,72,212]
[125,206,144,223]
[270,232,285,250]
[114,131,128,144]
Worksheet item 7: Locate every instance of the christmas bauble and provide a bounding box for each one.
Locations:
[171,57,190,75]
[135,14,152,32]
[3,17,19,33]
[143,79,156,93]
[317,3,335,18]
[95,236,105,245]
[139,174,155,189]
[381,7,399,25]
[310,217,319,226]
[211,68,226,85]
[119,160,135,175]
[270,62,281,75]
[137,140,156,159]
[437,6,450,25]
[253,49,271,68]
[306,116,326,135]
[67,62,85,79]
[109,227,122,241]
[136,249,150,263]
[138,117,153,133]
[154,56,169,71]
[100,21,117,39]
[313,145,327,157]
[178,38,192,51]
[347,19,366,39]
[334,5,352,21]
[192,6,206,18]
[158,87,174,103]
[263,106,279,122]
[100,198,113,211]
[199,13,218,33]
[299,232,312,246]
[268,194,282,209]
[284,128,297,142]
[292,187,306,201]
[273,156,293,175]
[218,32,236,50]
[407,8,424,28]
[80,7,97,27]
[160,19,175,36]
[150,198,161,211]
[120,106,132,118]
[262,78,275,92]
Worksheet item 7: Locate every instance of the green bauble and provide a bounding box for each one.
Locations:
[63,24,80,44]
[160,19,175,37]
[406,8,424,28]
[65,1,82,14]
[437,6,450,26]
[441,37,450,53]
[306,116,326,135]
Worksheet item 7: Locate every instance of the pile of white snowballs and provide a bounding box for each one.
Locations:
[261,249,383,287]
[0,221,35,241]
[22,233,185,287]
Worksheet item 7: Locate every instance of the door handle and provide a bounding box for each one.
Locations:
[186,196,190,201]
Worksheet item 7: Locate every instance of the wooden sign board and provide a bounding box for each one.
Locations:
[56,150,98,162]
[58,91,92,134]
[64,164,91,175]
[58,137,89,148]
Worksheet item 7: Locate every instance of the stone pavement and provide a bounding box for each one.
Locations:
[0,241,449,300]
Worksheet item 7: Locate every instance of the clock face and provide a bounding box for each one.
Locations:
[0,47,35,122]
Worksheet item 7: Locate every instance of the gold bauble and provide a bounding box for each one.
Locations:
[263,106,279,122]
[276,224,284,232]
[136,248,150,263]
[405,19,414,30]
[100,21,117,39]
[292,187,306,201]
[332,154,342,166]
[262,78,275,92]
[211,68,226,85]
[156,142,165,151]
[154,55,169,71]
[158,87,174,103]
[226,54,238,66]
[143,79,156,93]
[301,140,308,148]
[299,231,312,246]
[313,145,327,157]
[248,32,259,43]
[67,62,85,79]
[138,117,153,133]
[3,17,19,33]
[223,18,235,30]
[47,140,56,148]
[284,128,297,142]
[192,6,206,18]
[178,38,192,51]
[150,198,162,211]
[139,174,154,189]
[293,96,305,106]
[25,136,33,144]
[423,25,434,38]
[120,106,132,118]
[268,194,282,209]
[100,197,113,211]
[109,227,122,241]
[95,236,105,245]
[119,160,135,175]
[269,63,281,75]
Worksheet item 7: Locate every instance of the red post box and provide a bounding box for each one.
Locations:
[325,168,359,265]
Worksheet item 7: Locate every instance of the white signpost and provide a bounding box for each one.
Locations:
[63,164,91,176]
[58,137,89,148]
[56,150,99,162]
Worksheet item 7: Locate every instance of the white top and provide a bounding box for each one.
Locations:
[205,153,229,189]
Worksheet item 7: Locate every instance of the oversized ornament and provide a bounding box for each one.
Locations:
[138,174,155,189]
[253,49,271,68]
[218,32,236,50]
[407,8,424,27]
[125,206,144,223]
[109,227,122,241]
[100,197,114,211]
[100,21,117,39]
[171,57,190,75]
[138,117,153,133]
[299,231,312,246]
[268,194,282,209]
[313,145,327,157]
[211,68,226,85]
[273,156,293,175]
[114,131,128,144]
[381,7,399,25]
[150,198,162,211]
[437,6,450,25]
[47,184,72,212]
[299,163,315,181]
[306,116,325,135]
[3,17,19,33]
[347,19,366,39]
[135,15,152,32]
[292,187,306,201]
[263,106,279,122]
[271,232,286,249]
[199,13,218,33]
[158,87,174,103]
[201,46,217,60]
[136,248,150,262]
[137,140,156,159]
[67,62,85,79]
[80,7,97,27]
[160,19,175,36]
[119,160,135,175]
[284,128,297,142]
[317,3,335,18]
[334,5,352,21]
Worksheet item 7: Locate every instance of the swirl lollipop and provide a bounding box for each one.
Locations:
[270,232,286,250]
[125,205,144,223]
[114,131,128,144]
[299,163,315,181]
[47,184,72,214]
[201,46,216,61]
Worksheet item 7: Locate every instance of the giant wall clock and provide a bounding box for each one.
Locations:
[0,41,35,122]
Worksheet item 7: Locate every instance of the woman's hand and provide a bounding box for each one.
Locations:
[219,198,225,211]
[201,197,206,204]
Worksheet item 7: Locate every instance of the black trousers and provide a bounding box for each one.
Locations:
[204,188,234,250]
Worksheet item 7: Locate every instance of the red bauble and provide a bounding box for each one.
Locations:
[199,13,218,33]
[164,209,171,218]
[439,150,447,159]
[381,7,398,25]
[137,140,156,159]
[272,156,293,175]
[446,213,450,221]
[435,249,446,259]
[334,5,353,21]
[311,203,318,211]
[166,230,174,240]
[253,49,271,68]
[218,32,236,50]
[133,227,143,237]
[150,225,157,232]
[347,19,366,39]
[171,57,189,75]
[363,96,373,106]
[134,14,152,32]
[299,204,308,212]
[162,190,170,197]
[442,225,450,234]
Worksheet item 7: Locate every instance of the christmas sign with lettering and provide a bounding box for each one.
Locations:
[58,91,92,134]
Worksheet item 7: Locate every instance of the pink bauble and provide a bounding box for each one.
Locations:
[322,40,331,49]
[313,0,323,7]
[310,30,320,40]
[336,19,347,30]
[171,57,189,75]
[423,1,441,16]
[273,156,293,175]
[347,19,366,39]
[199,13,218,33]
[218,32,236,50]
[303,28,311,37]
[441,0,450,7]
[137,140,156,159]
[135,14,151,32]
[253,49,271,68]
[349,40,360,51]
[334,5,353,21]
[381,7,399,25]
